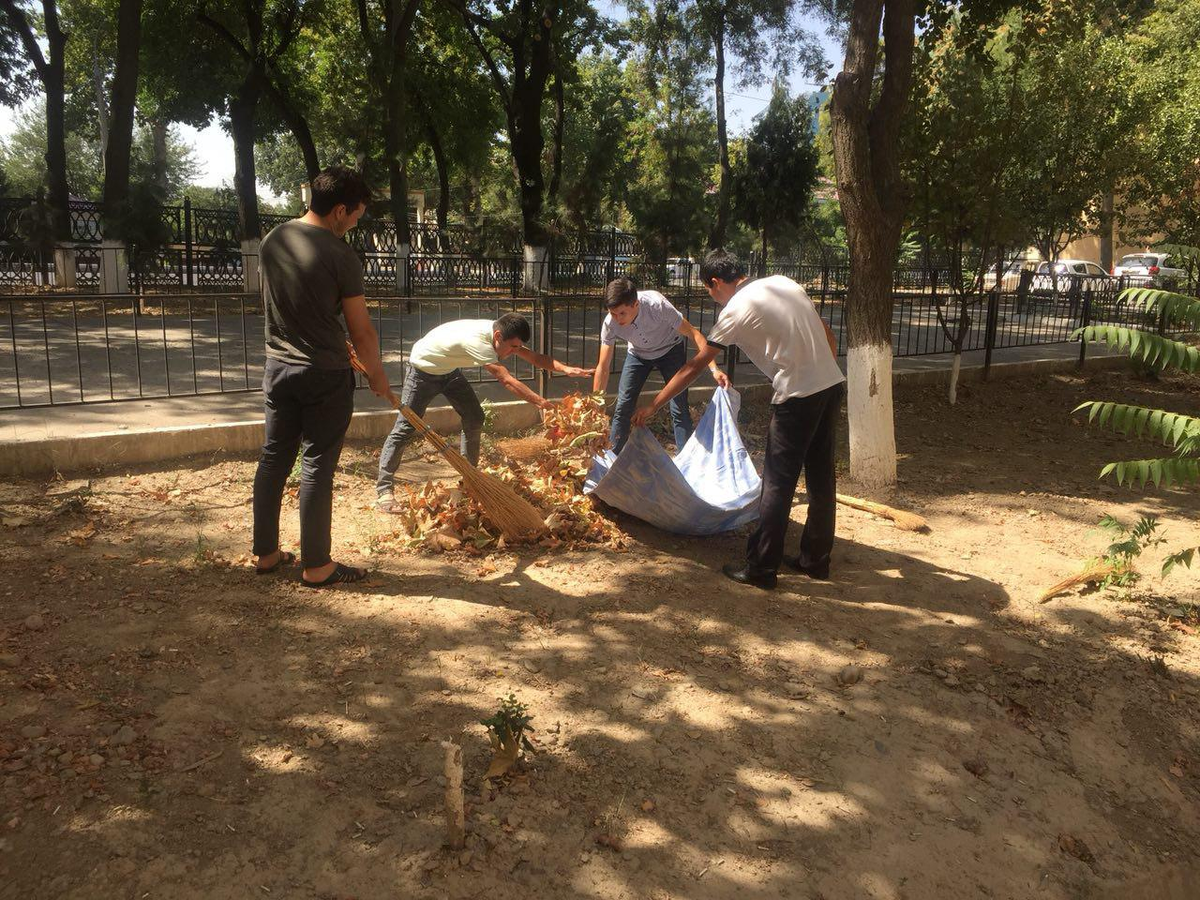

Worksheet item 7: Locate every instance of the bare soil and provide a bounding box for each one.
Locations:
[2,365,1199,900]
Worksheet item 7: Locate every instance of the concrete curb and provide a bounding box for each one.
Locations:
[0,352,1128,477]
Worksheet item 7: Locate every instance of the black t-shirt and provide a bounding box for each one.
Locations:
[261,220,365,369]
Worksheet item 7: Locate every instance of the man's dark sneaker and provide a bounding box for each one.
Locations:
[783,554,830,580]
[721,562,777,590]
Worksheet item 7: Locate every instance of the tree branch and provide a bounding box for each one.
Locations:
[0,0,48,77]
[197,10,254,65]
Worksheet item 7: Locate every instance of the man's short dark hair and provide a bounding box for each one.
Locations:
[604,277,638,310]
[699,249,746,287]
[309,166,373,216]
[493,312,531,344]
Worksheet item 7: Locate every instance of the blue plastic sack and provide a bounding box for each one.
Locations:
[583,387,761,535]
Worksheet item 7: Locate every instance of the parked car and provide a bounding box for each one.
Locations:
[1030,259,1112,297]
[1111,252,1186,288]
[665,256,698,286]
[982,259,1034,290]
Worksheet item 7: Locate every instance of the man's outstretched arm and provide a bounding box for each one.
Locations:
[484,362,552,409]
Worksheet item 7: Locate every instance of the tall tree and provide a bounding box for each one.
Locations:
[450,0,598,285]
[101,0,143,234]
[356,0,421,253]
[1,0,70,238]
[734,80,820,265]
[1122,0,1200,256]
[826,0,915,488]
[623,0,714,258]
[197,0,319,240]
[825,0,1025,488]
[683,0,824,249]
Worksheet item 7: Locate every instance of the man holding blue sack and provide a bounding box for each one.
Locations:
[593,277,728,454]
[633,250,844,589]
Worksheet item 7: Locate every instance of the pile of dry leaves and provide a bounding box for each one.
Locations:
[384,392,626,553]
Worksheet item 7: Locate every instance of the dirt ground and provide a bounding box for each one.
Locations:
[2,364,1199,900]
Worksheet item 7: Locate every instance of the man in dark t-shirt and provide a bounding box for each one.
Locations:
[251,167,389,588]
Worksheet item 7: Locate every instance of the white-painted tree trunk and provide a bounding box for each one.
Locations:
[240,238,261,294]
[395,242,411,293]
[847,343,897,489]
[53,244,76,289]
[522,244,549,293]
[99,240,129,294]
[948,351,961,405]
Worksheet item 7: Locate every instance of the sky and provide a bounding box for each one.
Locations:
[0,8,843,200]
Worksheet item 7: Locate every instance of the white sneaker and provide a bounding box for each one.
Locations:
[375,492,397,513]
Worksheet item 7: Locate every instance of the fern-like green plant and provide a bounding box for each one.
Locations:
[1073,286,1200,575]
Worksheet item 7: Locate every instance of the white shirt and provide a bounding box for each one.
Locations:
[409,319,499,374]
[705,275,844,404]
[600,290,684,360]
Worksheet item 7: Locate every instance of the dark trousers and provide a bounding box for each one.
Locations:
[610,340,692,453]
[377,366,485,495]
[252,358,355,568]
[747,382,844,574]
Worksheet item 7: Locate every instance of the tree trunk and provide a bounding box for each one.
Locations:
[707,15,730,250]
[42,2,69,240]
[424,114,450,235]
[842,227,899,486]
[151,117,169,194]
[1099,192,1114,271]
[829,0,916,490]
[103,0,144,233]
[229,75,262,241]
[272,91,320,184]
[547,67,564,205]
[92,35,108,171]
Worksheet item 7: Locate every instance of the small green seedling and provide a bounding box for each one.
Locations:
[480,693,535,780]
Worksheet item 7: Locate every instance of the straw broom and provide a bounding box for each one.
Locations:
[1038,562,1122,604]
[836,493,928,532]
[349,351,546,541]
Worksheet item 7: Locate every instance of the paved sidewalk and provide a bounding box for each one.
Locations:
[0,342,1122,476]
[0,341,1116,446]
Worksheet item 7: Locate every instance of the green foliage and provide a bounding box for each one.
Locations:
[1121,0,1200,249]
[1074,289,1200,517]
[733,81,820,256]
[1073,326,1200,374]
[1091,514,1164,589]
[480,692,536,755]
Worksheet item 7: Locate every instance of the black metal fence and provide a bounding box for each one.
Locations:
[2,261,1189,410]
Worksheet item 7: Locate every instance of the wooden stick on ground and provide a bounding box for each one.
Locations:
[441,739,466,850]
[836,493,928,532]
[349,351,546,540]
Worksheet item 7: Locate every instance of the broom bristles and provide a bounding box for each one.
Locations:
[364,378,546,540]
[1038,562,1120,604]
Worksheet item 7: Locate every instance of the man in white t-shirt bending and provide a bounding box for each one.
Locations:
[633,250,845,589]
[375,313,592,511]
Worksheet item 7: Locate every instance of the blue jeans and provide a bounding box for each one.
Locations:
[610,340,692,453]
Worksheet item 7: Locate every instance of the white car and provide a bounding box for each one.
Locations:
[1112,252,1186,288]
[1030,259,1113,297]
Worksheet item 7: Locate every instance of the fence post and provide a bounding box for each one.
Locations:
[183,197,193,289]
[1078,288,1093,367]
[536,296,552,398]
[983,288,999,380]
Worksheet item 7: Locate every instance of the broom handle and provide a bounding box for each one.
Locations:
[836,493,901,520]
